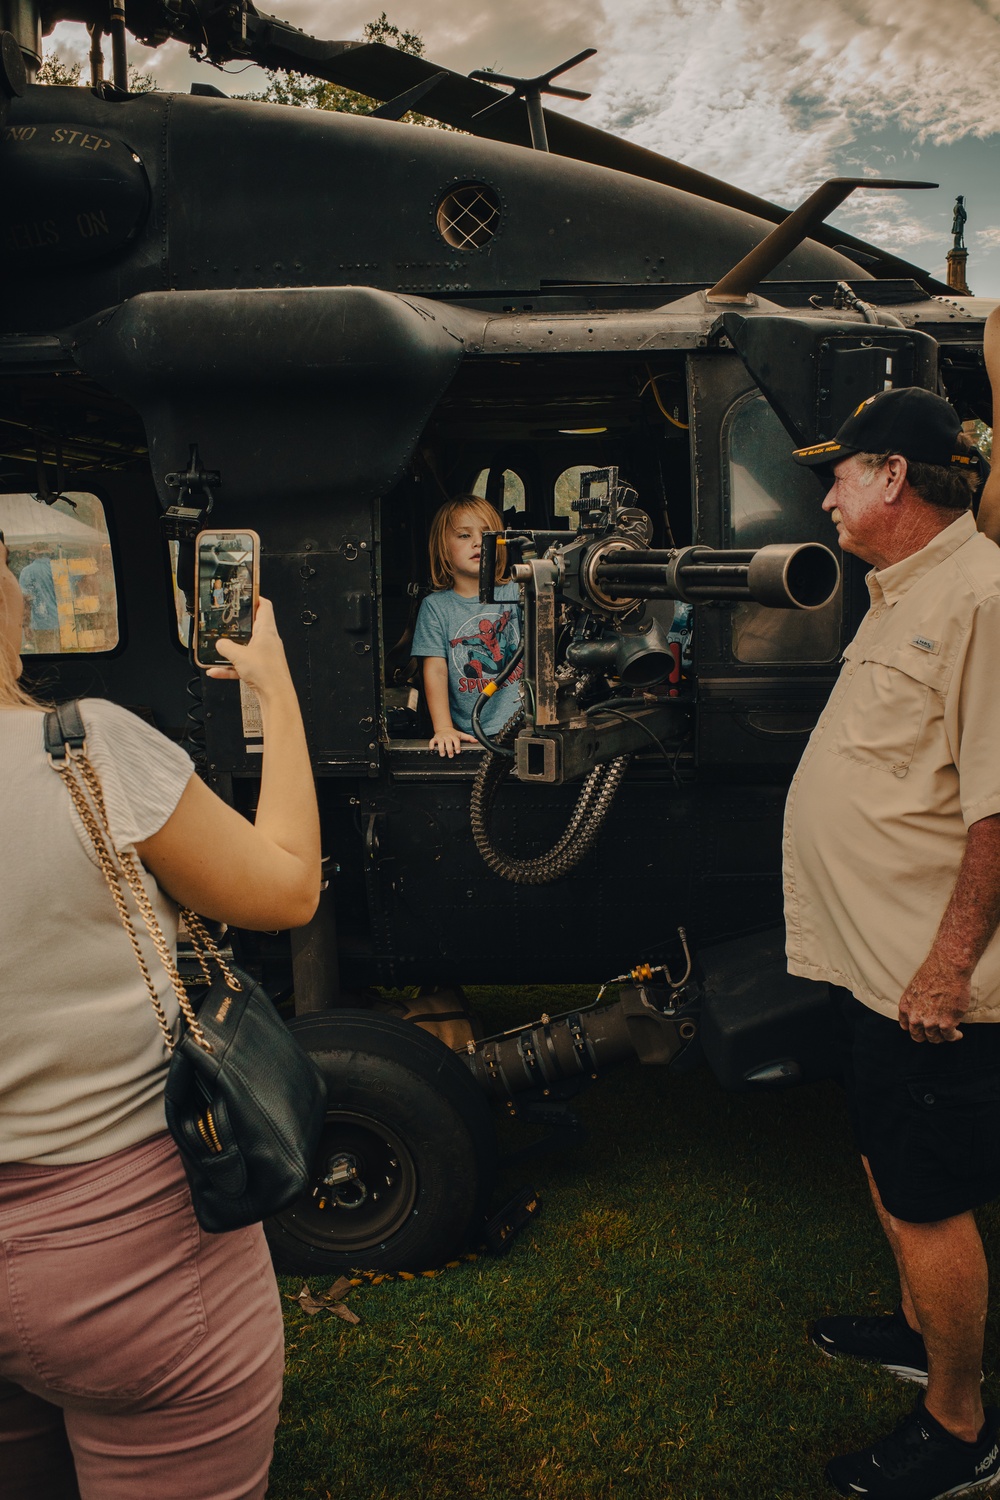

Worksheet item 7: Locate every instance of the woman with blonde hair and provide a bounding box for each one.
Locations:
[0,529,321,1499]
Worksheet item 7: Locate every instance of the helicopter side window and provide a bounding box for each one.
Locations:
[725,394,841,665]
[471,468,526,517]
[553,465,594,530]
[0,492,120,655]
[166,539,192,648]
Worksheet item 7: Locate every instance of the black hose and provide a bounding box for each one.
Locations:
[469,643,524,756]
[182,672,207,771]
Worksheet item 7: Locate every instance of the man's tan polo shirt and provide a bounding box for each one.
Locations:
[784,511,1000,1020]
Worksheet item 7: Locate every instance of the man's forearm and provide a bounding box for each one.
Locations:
[930,813,1000,976]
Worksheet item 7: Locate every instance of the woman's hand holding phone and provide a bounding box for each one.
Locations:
[207,597,296,704]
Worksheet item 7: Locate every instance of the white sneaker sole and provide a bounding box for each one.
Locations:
[935,1472,1000,1498]
[812,1338,928,1386]
[844,1465,1000,1497]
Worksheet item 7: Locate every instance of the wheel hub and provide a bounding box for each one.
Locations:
[289,1112,418,1253]
[313,1152,372,1211]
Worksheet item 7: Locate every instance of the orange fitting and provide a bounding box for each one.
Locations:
[482,681,499,698]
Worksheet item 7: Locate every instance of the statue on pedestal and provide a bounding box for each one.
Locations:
[952,195,967,251]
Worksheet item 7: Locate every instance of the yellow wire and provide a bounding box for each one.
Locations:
[645,365,689,430]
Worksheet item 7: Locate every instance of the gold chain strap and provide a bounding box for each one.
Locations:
[181,907,242,993]
[77,759,243,991]
[54,746,215,1055]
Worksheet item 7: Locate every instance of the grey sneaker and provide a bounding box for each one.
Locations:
[811,1303,928,1384]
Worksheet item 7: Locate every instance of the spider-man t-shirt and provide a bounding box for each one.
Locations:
[412,582,522,734]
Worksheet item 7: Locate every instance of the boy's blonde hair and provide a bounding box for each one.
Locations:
[428,495,504,591]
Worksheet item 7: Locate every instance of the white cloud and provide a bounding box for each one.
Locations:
[976,226,1000,249]
[578,0,1000,212]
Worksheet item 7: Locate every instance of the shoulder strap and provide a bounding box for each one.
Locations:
[43,707,215,1057]
[43,700,86,761]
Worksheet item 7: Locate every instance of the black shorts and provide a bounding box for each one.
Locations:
[835,988,1000,1223]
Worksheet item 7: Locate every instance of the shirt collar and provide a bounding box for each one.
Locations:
[867,511,977,607]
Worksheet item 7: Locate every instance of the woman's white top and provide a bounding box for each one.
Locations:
[0,699,193,1164]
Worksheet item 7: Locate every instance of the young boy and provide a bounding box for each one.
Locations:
[411,496,522,757]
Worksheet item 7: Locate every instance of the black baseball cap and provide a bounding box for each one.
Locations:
[792,387,976,471]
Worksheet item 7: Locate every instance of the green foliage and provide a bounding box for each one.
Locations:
[36,52,156,93]
[267,983,1000,1499]
[363,10,424,58]
[37,54,82,86]
[241,11,450,129]
[127,63,157,95]
[971,418,993,462]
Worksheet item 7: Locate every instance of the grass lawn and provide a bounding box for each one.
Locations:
[269,985,1000,1500]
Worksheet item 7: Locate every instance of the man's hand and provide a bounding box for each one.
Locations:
[898,951,971,1043]
[898,814,1000,1042]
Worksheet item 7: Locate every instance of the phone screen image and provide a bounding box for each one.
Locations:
[194,530,258,667]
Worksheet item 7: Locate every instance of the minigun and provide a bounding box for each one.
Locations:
[464,474,839,882]
[476,468,839,785]
[468,469,838,884]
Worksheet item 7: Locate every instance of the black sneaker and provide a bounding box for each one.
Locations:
[826,1400,1000,1498]
[812,1304,929,1384]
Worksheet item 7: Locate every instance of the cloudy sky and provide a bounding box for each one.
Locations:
[49,0,1000,295]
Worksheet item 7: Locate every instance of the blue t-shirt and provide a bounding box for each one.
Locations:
[412,582,522,735]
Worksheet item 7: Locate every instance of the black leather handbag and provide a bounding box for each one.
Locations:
[45,701,327,1234]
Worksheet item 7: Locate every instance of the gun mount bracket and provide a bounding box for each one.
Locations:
[161,444,221,540]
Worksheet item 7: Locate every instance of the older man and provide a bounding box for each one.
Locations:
[784,386,1000,1500]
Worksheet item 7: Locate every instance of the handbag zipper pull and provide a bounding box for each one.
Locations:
[196,1110,224,1154]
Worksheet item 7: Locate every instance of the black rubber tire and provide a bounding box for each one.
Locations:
[264,1010,497,1276]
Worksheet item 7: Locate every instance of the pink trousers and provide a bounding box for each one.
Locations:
[0,1132,284,1500]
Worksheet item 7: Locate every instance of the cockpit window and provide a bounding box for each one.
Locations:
[725,394,841,664]
[0,492,119,654]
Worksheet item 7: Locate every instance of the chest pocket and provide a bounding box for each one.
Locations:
[827,638,947,777]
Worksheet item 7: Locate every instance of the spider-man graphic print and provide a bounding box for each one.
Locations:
[449,608,521,691]
[411,582,522,734]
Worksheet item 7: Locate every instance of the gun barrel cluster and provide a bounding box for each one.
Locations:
[593,542,839,610]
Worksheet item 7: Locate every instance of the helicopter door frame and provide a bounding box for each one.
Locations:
[686,351,849,769]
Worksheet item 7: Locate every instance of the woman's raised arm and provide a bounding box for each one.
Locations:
[135,598,321,930]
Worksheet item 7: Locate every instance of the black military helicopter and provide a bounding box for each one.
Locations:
[2,0,995,1273]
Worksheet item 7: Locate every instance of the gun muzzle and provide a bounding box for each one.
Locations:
[593,542,839,610]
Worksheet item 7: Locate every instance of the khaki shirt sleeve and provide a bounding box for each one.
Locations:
[945,593,1000,828]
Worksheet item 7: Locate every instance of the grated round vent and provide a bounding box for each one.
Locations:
[436,183,501,250]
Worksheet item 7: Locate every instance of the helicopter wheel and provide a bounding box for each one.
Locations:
[265,1010,497,1276]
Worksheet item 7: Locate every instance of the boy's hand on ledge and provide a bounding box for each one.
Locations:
[429,728,477,758]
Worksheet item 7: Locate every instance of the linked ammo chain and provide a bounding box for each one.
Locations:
[470,711,632,883]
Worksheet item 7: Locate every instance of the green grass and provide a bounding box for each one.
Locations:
[269,986,1000,1500]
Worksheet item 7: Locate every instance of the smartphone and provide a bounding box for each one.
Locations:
[193,529,260,668]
